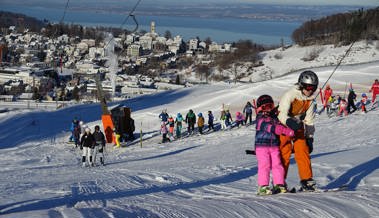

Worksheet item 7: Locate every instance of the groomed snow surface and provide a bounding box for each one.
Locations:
[1,57,379,217]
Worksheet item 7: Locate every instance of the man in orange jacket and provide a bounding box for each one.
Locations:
[278,70,318,191]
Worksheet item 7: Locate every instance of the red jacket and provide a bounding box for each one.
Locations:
[323,87,333,102]
[370,82,379,95]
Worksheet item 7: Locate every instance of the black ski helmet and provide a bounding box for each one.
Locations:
[298,70,319,87]
[257,94,274,108]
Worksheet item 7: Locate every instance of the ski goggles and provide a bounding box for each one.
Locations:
[259,103,274,112]
[302,84,317,92]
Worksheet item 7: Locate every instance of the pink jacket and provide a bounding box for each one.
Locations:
[160,124,168,134]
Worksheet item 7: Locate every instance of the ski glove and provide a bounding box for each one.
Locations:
[286,117,303,131]
[274,125,295,137]
[306,138,314,154]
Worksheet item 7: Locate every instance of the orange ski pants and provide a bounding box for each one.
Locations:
[280,130,313,181]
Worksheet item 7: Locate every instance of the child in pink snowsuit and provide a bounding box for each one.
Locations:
[235,111,245,127]
[254,95,295,195]
[338,99,348,116]
[160,122,170,143]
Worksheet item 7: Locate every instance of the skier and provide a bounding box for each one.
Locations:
[323,84,333,113]
[197,113,205,134]
[79,121,85,136]
[159,109,169,123]
[360,93,368,113]
[160,121,170,143]
[69,118,79,142]
[73,123,81,148]
[185,109,196,135]
[225,110,233,128]
[243,101,253,125]
[235,111,245,127]
[80,127,95,167]
[327,95,339,117]
[167,116,175,138]
[254,94,294,195]
[277,70,318,191]
[125,117,135,141]
[207,110,214,131]
[220,109,227,130]
[338,99,348,116]
[92,125,106,166]
[175,113,183,138]
[113,128,121,147]
[347,88,357,114]
[369,79,379,109]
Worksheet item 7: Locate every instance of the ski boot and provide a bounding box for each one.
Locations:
[257,186,272,196]
[272,184,288,194]
[300,179,316,192]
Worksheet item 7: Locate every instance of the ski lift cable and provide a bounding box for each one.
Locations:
[59,0,70,24]
[104,0,142,49]
[119,0,142,30]
[314,41,355,100]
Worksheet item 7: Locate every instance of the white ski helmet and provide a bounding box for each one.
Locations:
[298,70,319,87]
[79,121,84,126]
[85,127,91,133]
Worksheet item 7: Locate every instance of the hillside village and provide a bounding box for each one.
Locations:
[0,20,238,104]
[0,7,379,107]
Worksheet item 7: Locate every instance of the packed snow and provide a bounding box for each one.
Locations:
[1,41,379,218]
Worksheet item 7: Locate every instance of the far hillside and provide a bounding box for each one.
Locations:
[0,11,45,33]
[292,7,379,46]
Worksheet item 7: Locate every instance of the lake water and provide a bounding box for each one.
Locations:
[2,5,301,45]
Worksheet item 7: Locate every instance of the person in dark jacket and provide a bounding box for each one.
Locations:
[243,101,254,125]
[185,109,196,135]
[207,111,214,131]
[126,117,135,141]
[159,110,169,123]
[347,88,357,114]
[80,127,95,167]
[92,125,106,166]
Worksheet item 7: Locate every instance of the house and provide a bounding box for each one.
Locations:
[189,39,198,50]
[127,44,141,57]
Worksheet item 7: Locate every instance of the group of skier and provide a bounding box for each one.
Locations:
[159,109,215,143]
[319,79,379,116]
[157,98,257,143]
[69,119,106,167]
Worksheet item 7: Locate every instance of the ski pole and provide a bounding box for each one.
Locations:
[140,121,143,148]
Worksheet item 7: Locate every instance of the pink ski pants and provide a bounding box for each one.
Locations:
[256,146,285,186]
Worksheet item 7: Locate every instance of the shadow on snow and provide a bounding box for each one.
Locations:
[0,89,192,149]
[0,149,354,215]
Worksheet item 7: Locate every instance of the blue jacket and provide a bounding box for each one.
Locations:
[254,112,280,147]
[159,112,169,122]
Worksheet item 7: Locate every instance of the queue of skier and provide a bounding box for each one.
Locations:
[319,79,379,117]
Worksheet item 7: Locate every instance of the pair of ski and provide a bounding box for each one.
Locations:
[257,185,348,196]
[289,185,348,193]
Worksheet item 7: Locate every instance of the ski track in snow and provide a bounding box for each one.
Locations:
[2,63,379,217]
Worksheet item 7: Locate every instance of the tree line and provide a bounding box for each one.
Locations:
[292,7,379,46]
